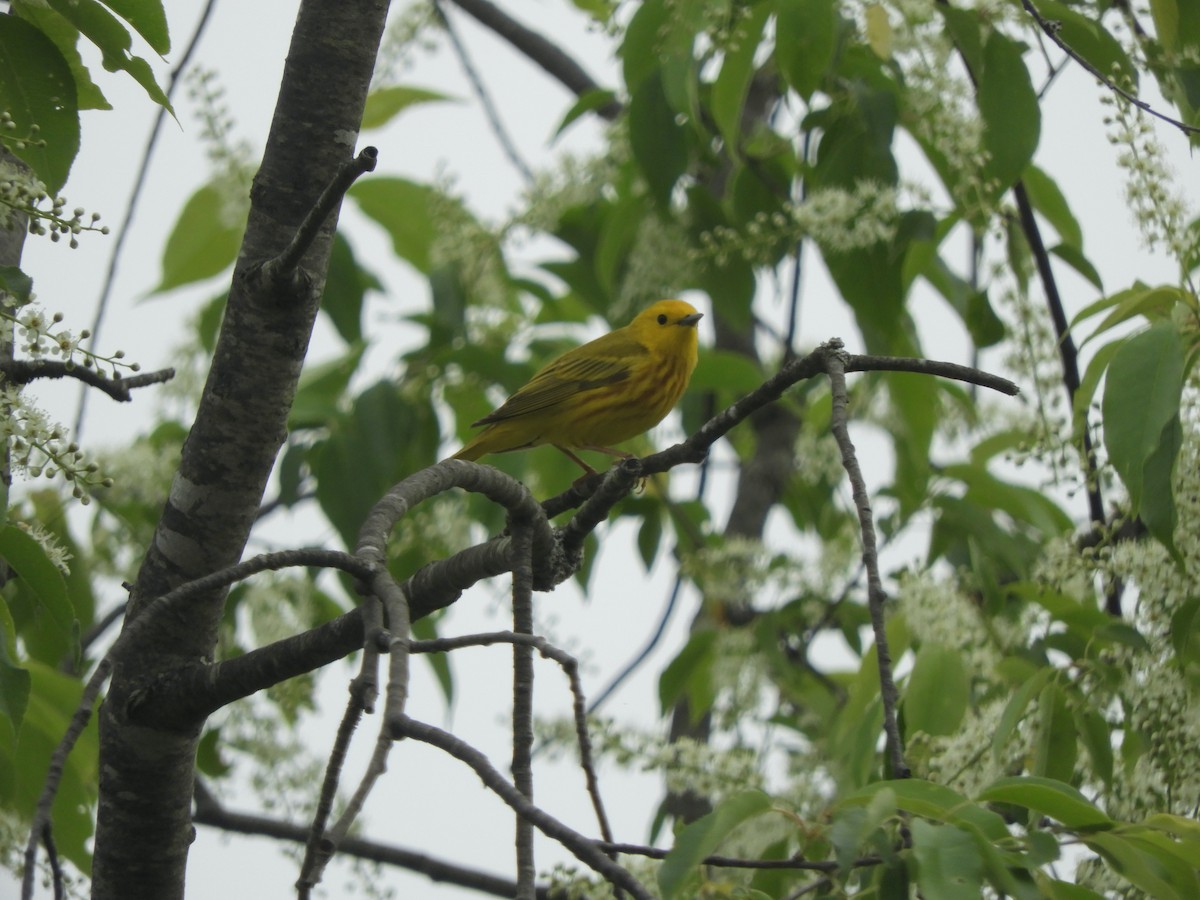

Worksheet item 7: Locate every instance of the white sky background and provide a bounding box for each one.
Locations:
[9,0,1200,898]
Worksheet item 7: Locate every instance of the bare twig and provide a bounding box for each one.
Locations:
[511,519,537,898]
[260,146,379,286]
[825,346,907,778]
[22,659,112,900]
[1019,0,1200,137]
[193,790,536,898]
[445,0,621,120]
[393,714,652,899]
[434,1,535,182]
[2,360,175,402]
[296,692,367,896]
[600,840,883,872]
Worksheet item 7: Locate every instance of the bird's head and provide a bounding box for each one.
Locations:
[631,299,704,352]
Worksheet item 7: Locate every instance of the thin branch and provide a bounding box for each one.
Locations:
[825,347,907,778]
[1011,183,1107,533]
[1020,0,1200,136]
[2,360,175,401]
[296,692,366,897]
[445,0,622,120]
[600,840,883,872]
[393,714,652,899]
[408,630,616,851]
[260,146,379,285]
[22,659,112,900]
[434,1,535,183]
[192,791,537,898]
[74,0,219,439]
[511,519,537,899]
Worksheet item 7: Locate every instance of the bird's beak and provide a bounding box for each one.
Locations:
[677,312,703,327]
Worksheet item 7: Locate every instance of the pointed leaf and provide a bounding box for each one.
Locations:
[978,776,1113,830]
[911,819,984,900]
[658,791,772,898]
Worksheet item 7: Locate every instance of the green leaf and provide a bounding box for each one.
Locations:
[1076,284,1184,346]
[710,2,769,154]
[0,525,76,645]
[903,643,968,737]
[553,88,619,139]
[196,727,231,778]
[289,344,366,430]
[1149,0,1180,53]
[658,630,717,720]
[774,0,837,100]
[978,31,1040,192]
[636,506,663,569]
[658,790,772,898]
[0,15,80,192]
[1074,707,1114,787]
[911,819,984,900]
[0,618,31,739]
[350,177,440,274]
[1084,831,1182,899]
[978,776,1113,830]
[843,779,1010,842]
[0,265,34,300]
[311,380,440,548]
[46,0,170,109]
[1036,876,1106,899]
[689,350,764,394]
[1102,321,1185,555]
[102,0,171,55]
[321,233,382,345]
[362,85,456,130]
[1021,165,1082,250]
[1169,596,1200,664]
[992,668,1052,762]
[152,180,248,294]
[1072,337,1123,446]
[12,1,110,110]
[628,69,689,208]
[1049,243,1103,291]
[1033,681,1076,784]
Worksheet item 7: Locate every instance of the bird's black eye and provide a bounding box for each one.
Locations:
[657,314,668,325]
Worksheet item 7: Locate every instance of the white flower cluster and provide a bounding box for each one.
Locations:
[898,570,1003,679]
[2,289,140,378]
[0,153,109,247]
[0,385,111,502]
[697,182,899,267]
[1103,91,1199,273]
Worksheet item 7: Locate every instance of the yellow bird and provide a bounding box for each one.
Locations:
[453,299,703,474]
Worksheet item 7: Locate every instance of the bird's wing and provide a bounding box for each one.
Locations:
[473,333,648,425]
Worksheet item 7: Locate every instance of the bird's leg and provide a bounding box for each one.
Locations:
[553,444,598,476]
[579,445,646,493]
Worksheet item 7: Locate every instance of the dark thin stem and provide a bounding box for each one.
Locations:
[826,349,907,778]
[260,147,379,285]
[297,694,365,896]
[3,360,174,401]
[445,0,621,120]
[1020,0,1200,136]
[587,571,685,714]
[1011,183,1106,531]
[193,791,536,898]
[434,1,535,183]
[74,0,219,439]
[23,659,112,900]
[511,520,536,899]
[393,715,652,899]
[600,841,883,872]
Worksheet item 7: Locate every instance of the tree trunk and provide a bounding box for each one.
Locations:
[90,2,389,896]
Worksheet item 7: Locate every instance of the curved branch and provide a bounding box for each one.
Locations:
[393,714,652,899]
[445,0,621,120]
